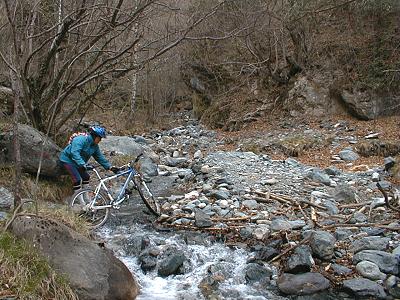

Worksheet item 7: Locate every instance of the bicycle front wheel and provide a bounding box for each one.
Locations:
[132,176,161,216]
[69,188,110,228]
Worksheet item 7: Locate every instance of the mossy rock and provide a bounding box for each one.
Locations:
[356,140,400,157]
[392,157,400,179]
[274,134,332,157]
[192,92,211,119]
[200,102,231,129]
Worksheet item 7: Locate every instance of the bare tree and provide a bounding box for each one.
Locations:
[0,0,225,135]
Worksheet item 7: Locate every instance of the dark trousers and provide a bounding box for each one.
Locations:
[62,162,90,190]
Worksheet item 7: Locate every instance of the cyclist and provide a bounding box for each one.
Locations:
[59,126,118,191]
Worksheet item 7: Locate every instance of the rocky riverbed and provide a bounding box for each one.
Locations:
[97,117,400,299]
[1,116,399,299]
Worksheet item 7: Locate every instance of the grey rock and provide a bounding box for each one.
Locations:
[334,184,356,203]
[307,169,331,186]
[384,156,396,171]
[0,187,13,210]
[339,149,359,161]
[277,272,330,295]
[353,250,399,275]
[356,260,386,280]
[322,200,339,215]
[270,219,292,232]
[335,228,354,241]
[9,215,139,300]
[325,166,341,176]
[288,220,306,229]
[342,278,386,299]
[286,245,314,273]
[331,264,352,276]
[194,209,213,228]
[386,275,400,298]
[210,190,230,200]
[158,247,186,277]
[139,156,159,178]
[351,236,390,253]
[165,156,188,167]
[0,124,62,177]
[310,231,336,260]
[242,199,259,210]
[253,246,279,262]
[244,263,272,284]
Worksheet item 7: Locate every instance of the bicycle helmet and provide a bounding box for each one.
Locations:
[89,126,107,138]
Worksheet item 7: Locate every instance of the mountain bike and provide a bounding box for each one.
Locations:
[68,155,161,228]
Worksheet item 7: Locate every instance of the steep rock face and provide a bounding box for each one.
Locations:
[285,75,344,118]
[0,124,62,177]
[285,75,400,120]
[9,215,139,300]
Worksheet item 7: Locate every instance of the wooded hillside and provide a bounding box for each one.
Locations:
[1,0,399,136]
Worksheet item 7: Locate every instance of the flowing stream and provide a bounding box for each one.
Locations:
[97,223,285,300]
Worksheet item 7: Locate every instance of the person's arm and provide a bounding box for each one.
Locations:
[69,137,86,167]
[92,145,111,170]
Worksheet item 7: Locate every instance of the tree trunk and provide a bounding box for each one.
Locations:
[10,70,22,209]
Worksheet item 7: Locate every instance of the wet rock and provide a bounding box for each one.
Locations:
[158,247,186,277]
[356,261,386,280]
[252,246,280,262]
[342,278,386,299]
[198,275,221,298]
[277,272,330,295]
[353,250,399,275]
[138,248,158,272]
[123,235,150,256]
[310,231,336,260]
[351,236,390,253]
[286,245,314,273]
[244,263,272,284]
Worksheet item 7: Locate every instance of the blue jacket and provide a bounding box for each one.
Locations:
[59,134,111,169]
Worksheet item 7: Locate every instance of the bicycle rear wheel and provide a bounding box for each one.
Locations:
[132,176,161,216]
[69,188,110,228]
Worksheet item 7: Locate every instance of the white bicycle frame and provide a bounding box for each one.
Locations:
[87,165,137,211]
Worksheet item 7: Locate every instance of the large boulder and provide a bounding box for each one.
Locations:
[0,124,62,177]
[100,135,159,178]
[9,215,139,300]
[285,75,344,118]
[340,88,399,120]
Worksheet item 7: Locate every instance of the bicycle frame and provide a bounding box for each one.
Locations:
[89,166,138,210]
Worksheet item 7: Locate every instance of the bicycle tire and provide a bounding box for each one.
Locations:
[69,188,110,228]
[132,176,161,216]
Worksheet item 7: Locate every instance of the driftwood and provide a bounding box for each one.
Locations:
[268,237,310,263]
[377,182,400,213]
[253,190,326,210]
[322,221,399,230]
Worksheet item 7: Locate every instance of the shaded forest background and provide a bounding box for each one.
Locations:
[0,0,399,139]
